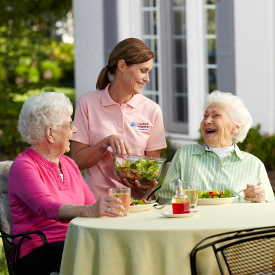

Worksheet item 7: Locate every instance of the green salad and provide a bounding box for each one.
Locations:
[130,198,156,206]
[198,189,234,198]
[114,158,162,184]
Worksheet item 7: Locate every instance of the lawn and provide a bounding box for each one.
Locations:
[12,87,75,103]
[0,241,8,275]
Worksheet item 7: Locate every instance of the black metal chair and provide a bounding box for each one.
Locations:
[0,160,50,275]
[0,228,50,275]
[190,226,275,275]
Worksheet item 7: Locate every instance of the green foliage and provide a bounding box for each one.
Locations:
[237,125,265,161]
[197,129,204,145]
[0,1,74,160]
[197,125,275,170]
[41,60,62,80]
[0,86,75,161]
[156,137,178,197]
[0,241,8,275]
[13,86,75,103]
[161,137,178,162]
[0,1,72,27]
[238,125,275,170]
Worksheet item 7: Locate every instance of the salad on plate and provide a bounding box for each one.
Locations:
[130,198,156,206]
[129,198,157,212]
[198,189,235,198]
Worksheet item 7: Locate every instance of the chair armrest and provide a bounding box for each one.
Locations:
[1,230,48,242]
[147,185,161,201]
[0,230,49,274]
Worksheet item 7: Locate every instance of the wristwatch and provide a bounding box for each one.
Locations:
[103,144,108,149]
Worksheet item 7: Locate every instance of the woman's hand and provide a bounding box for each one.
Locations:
[72,135,131,170]
[244,184,265,203]
[91,196,125,217]
[108,135,131,155]
[58,196,125,221]
[117,177,158,195]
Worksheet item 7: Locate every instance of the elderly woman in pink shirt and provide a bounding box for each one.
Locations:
[72,38,167,201]
[8,92,124,275]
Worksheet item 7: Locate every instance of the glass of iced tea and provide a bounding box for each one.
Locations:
[108,187,131,216]
[182,181,199,208]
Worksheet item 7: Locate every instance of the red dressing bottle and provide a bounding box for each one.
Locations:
[172,179,190,214]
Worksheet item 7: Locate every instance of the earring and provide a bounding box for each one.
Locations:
[51,140,54,144]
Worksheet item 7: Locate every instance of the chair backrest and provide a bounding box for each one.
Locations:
[190,226,275,275]
[147,162,171,201]
[0,161,13,235]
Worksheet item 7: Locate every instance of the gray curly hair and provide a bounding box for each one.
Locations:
[203,91,252,143]
[18,92,73,145]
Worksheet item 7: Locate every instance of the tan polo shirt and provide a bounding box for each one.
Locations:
[73,84,167,200]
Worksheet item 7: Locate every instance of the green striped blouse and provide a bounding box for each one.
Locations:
[158,143,275,204]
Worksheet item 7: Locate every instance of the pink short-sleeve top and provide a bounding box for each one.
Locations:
[72,84,167,200]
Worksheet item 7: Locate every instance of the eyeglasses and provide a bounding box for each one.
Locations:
[57,122,74,130]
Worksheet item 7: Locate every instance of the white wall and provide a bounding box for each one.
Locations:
[234,0,275,135]
[73,0,105,101]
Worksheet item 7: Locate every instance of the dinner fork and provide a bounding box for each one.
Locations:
[154,204,167,209]
[236,182,262,195]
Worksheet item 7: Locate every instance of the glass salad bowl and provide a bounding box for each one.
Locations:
[111,153,166,185]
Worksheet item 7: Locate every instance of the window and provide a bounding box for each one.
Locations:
[142,0,159,104]
[205,0,217,93]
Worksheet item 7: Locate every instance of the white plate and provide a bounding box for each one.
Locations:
[197,196,239,205]
[161,211,198,218]
[129,202,157,213]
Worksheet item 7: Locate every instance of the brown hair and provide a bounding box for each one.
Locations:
[96,38,154,90]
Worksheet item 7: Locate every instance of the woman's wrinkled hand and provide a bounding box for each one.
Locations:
[244,184,265,203]
[91,196,125,217]
[117,177,158,195]
[108,135,131,155]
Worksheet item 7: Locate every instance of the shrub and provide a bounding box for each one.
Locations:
[238,125,275,170]
[0,1,73,161]
[41,60,62,80]
[161,137,178,162]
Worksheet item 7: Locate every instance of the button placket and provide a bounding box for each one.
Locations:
[118,106,125,133]
[215,159,221,181]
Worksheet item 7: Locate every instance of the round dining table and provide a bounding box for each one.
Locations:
[59,202,275,275]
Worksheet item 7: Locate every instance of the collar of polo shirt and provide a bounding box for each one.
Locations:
[101,84,140,109]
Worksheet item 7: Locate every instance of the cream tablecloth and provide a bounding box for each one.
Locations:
[60,203,275,275]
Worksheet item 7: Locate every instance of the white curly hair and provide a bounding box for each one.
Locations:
[18,92,73,145]
[203,91,252,143]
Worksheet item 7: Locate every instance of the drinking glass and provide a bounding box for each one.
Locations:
[182,181,198,208]
[108,187,131,216]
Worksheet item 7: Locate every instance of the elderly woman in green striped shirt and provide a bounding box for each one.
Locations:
[159,91,275,204]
